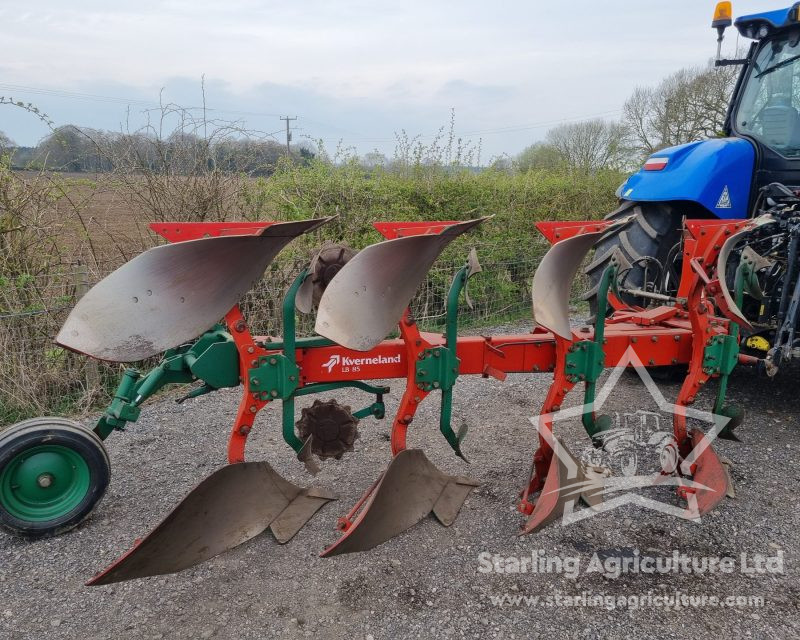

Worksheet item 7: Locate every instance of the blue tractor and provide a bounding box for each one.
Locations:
[588,2,800,374]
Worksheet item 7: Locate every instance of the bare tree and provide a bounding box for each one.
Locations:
[545,119,629,174]
[82,102,289,223]
[623,61,740,159]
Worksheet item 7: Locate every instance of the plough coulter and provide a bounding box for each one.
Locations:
[0,207,784,585]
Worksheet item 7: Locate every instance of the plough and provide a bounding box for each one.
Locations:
[0,212,768,585]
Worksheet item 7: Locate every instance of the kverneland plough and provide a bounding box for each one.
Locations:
[0,210,776,585]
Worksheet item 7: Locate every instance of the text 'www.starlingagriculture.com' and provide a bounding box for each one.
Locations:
[489,591,766,611]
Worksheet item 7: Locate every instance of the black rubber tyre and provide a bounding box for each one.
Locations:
[584,200,683,317]
[0,417,110,538]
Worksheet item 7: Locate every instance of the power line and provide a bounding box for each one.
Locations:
[309,107,625,144]
[1,81,626,145]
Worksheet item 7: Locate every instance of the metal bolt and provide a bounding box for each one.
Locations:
[269,358,277,365]
[249,405,257,413]
[651,336,658,343]
[649,359,655,365]
[413,396,421,403]
[270,390,279,398]
[247,346,255,354]
[673,335,681,342]
[234,320,246,333]
[551,404,561,412]
[251,378,259,386]
[239,425,251,435]
[419,370,426,376]
[36,473,54,488]
[631,337,638,343]
[433,381,440,388]
[289,375,296,381]
[433,351,440,358]
[251,360,258,367]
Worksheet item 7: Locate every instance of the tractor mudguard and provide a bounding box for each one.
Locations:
[57,218,331,362]
[619,138,755,219]
[315,217,488,351]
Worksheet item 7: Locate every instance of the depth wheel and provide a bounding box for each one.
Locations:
[0,417,110,538]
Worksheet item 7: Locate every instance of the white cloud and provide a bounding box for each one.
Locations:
[0,1,774,155]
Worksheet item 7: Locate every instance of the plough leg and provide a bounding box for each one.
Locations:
[672,255,732,515]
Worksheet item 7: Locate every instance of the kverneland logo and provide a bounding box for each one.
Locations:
[322,353,401,372]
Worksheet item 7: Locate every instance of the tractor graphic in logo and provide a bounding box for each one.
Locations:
[580,410,679,478]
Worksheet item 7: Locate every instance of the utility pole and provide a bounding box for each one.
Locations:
[280,116,297,157]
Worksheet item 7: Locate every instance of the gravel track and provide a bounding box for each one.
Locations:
[1,327,798,639]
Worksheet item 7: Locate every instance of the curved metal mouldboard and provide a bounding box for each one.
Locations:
[57,218,331,362]
[314,217,489,351]
[531,227,609,340]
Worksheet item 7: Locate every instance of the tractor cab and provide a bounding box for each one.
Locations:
[728,3,800,196]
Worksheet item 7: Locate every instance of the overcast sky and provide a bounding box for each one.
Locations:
[0,1,774,160]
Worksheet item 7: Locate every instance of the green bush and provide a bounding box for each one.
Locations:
[1,160,625,425]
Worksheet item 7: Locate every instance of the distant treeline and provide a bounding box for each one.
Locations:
[3,125,314,176]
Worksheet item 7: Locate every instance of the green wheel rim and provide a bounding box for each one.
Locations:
[0,445,91,522]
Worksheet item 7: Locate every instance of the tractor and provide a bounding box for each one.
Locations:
[589,2,800,376]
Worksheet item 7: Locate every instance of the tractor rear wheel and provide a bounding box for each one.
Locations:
[584,200,683,318]
[0,417,110,538]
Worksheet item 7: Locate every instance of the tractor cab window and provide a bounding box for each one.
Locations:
[736,30,800,157]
